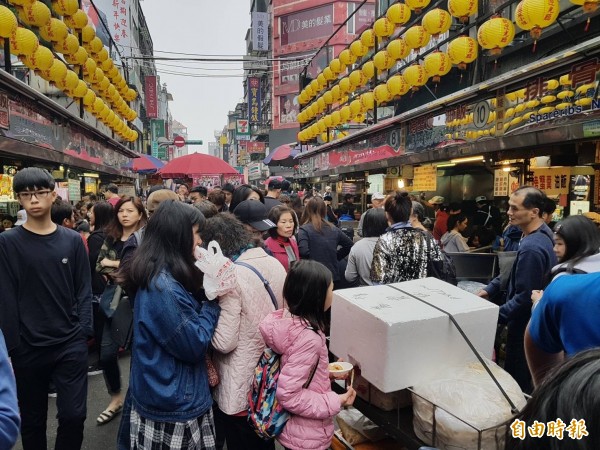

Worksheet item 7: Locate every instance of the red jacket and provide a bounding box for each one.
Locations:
[264,237,300,272]
[433,210,449,242]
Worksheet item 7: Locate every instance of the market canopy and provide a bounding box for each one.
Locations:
[123,154,165,174]
[263,143,301,165]
[158,152,238,178]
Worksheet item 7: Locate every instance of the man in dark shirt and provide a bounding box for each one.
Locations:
[263,178,283,212]
[0,168,93,450]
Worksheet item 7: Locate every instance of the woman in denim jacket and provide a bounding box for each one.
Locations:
[123,200,220,449]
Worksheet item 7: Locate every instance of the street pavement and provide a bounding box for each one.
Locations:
[13,354,285,450]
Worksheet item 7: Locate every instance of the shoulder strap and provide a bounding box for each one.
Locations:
[303,357,319,388]
[235,261,278,310]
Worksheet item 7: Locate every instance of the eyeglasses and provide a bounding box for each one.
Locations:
[17,190,53,201]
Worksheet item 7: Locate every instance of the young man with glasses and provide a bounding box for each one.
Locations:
[0,168,93,450]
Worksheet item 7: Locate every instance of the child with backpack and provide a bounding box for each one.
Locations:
[258,260,356,450]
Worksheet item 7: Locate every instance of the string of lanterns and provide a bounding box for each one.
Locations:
[0,0,138,142]
[298,0,567,144]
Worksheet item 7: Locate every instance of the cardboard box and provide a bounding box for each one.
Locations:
[330,278,499,393]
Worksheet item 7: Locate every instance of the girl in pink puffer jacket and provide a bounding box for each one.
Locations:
[259,260,356,450]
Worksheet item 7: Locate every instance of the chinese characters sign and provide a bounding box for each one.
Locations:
[531,167,570,196]
[280,5,334,46]
[145,76,157,119]
[252,12,269,51]
[354,3,375,34]
[247,77,261,123]
[246,141,266,154]
[150,119,165,160]
[413,165,438,192]
[93,0,131,55]
[0,91,9,129]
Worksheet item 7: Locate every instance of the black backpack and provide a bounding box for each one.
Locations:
[422,231,458,285]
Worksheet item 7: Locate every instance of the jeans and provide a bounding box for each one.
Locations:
[213,405,274,450]
[100,318,121,395]
[11,333,88,450]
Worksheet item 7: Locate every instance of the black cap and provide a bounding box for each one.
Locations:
[233,200,276,231]
[268,178,283,190]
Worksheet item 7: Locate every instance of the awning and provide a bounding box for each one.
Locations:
[158,153,238,178]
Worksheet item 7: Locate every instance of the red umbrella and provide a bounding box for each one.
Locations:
[158,153,238,178]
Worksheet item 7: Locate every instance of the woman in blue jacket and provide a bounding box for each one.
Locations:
[123,200,220,449]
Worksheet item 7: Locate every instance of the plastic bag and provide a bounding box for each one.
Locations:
[194,241,237,300]
[411,358,527,450]
[336,407,386,445]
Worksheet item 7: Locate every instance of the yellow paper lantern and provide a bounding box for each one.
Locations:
[519,0,560,39]
[310,79,320,94]
[406,0,431,14]
[317,73,327,89]
[323,67,335,81]
[448,0,478,23]
[63,9,88,29]
[339,49,357,66]
[515,2,533,30]
[403,64,429,91]
[339,77,352,94]
[422,9,452,38]
[64,46,88,65]
[374,18,395,38]
[570,0,599,14]
[55,33,79,54]
[386,3,411,24]
[81,25,96,43]
[0,6,17,39]
[360,91,375,111]
[25,44,53,70]
[423,51,452,82]
[317,119,327,133]
[94,47,109,63]
[45,58,67,81]
[330,85,341,102]
[39,18,68,42]
[316,96,326,113]
[101,58,114,72]
[329,58,345,75]
[331,110,341,126]
[105,83,116,98]
[83,88,96,106]
[447,36,478,69]
[320,132,329,142]
[387,74,410,96]
[374,84,392,103]
[91,97,104,113]
[85,36,103,54]
[63,69,79,90]
[404,26,431,51]
[477,17,515,55]
[52,0,78,16]
[360,29,375,48]
[387,38,410,61]
[349,69,367,87]
[362,61,375,79]
[21,1,51,27]
[7,0,35,6]
[129,130,138,142]
[349,99,362,116]
[340,105,352,122]
[9,27,39,56]
[373,50,395,71]
[126,88,137,102]
[322,114,332,127]
[350,40,368,58]
[323,90,334,105]
[83,57,97,75]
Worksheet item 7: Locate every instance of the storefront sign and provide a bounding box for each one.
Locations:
[583,120,600,137]
[150,119,166,160]
[280,5,334,46]
[413,165,437,192]
[252,11,269,51]
[84,177,97,194]
[406,114,446,153]
[247,141,266,154]
[532,167,570,196]
[0,91,9,130]
[145,76,158,118]
[192,175,221,188]
[236,119,249,134]
[94,0,131,55]
[223,174,245,186]
[494,169,510,197]
[354,3,375,34]
[68,179,81,202]
[248,77,261,123]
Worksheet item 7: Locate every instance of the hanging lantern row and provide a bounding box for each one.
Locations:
[1,1,138,141]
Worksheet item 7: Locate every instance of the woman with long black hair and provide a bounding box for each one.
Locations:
[125,200,220,449]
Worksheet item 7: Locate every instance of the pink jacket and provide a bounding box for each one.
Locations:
[264,237,300,272]
[260,310,341,450]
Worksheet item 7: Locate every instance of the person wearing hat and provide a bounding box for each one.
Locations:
[199,212,286,450]
[264,178,283,212]
[15,210,27,227]
[428,195,449,241]
[473,195,502,236]
[357,192,386,237]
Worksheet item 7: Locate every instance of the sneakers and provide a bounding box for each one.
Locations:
[48,386,57,398]
[88,363,103,376]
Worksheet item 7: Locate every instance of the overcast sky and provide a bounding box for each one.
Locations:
[141,0,250,154]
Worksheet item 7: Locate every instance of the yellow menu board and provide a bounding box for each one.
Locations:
[413,165,437,191]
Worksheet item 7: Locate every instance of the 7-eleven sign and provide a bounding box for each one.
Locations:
[236,119,249,134]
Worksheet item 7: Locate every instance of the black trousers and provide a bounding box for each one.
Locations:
[505,321,533,394]
[213,405,274,450]
[11,333,88,450]
[100,318,121,395]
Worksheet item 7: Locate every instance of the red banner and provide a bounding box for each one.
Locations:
[145,75,157,118]
[247,141,266,154]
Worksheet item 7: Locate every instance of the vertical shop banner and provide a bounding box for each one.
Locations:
[145,75,158,118]
[150,119,166,160]
[252,11,269,51]
[92,0,131,55]
[0,91,9,129]
[248,77,261,123]
[280,5,334,46]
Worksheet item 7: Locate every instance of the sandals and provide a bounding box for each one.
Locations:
[96,404,123,425]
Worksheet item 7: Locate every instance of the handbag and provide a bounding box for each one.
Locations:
[205,352,220,388]
[100,283,123,318]
[110,294,134,349]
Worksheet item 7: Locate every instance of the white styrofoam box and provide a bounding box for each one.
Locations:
[330,277,499,393]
